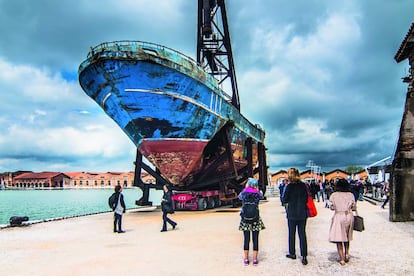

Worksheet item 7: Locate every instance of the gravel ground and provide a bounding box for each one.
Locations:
[0,196,413,276]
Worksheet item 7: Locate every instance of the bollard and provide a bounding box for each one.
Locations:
[9,216,29,226]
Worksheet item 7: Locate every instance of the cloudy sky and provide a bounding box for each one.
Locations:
[0,0,412,174]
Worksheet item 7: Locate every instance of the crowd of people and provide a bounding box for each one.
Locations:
[282,178,363,206]
[109,172,380,267]
[278,177,390,208]
[241,174,393,267]
[239,169,362,267]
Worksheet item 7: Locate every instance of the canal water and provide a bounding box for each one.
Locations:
[0,188,163,225]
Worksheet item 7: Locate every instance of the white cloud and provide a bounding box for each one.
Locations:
[0,58,135,172]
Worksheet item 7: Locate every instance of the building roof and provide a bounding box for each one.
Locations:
[271,170,287,176]
[395,22,414,63]
[325,168,349,175]
[14,172,69,180]
[64,172,99,178]
[366,164,392,174]
[300,169,311,175]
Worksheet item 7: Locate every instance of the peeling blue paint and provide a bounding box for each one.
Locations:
[78,41,265,184]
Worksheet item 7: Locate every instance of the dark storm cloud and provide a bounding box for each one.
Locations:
[0,0,196,70]
[229,0,412,171]
[0,0,412,173]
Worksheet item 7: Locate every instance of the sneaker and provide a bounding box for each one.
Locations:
[243,259,249,266]
[253,259,259,266]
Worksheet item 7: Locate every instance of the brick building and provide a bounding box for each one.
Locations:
[7,171,155,189]
[13,172,71,188]
[324,169,350,182]
[270,168,365,186]
[270,170,287,186]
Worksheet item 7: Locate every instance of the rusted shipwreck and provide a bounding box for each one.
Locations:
[78,0,268,203]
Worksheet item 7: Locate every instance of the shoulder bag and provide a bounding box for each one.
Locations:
[304,183,317,217]
[353,211,365,232]
[306,195,318,217]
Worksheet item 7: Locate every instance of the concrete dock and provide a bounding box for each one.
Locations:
[1,196,413,276]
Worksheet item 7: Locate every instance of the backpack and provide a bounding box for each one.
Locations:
[241,193,259,223]
[108,193,117,210]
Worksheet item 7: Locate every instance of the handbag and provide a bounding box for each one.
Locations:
[306,196,317,217]
[353,213,365,232]
[304,183,317,217]
[162,201,174,214]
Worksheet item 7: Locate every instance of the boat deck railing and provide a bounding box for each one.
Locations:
[87,40,198,66]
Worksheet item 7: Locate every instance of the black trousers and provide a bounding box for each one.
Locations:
[114,213,123,232]
[162,212,176,230]
[382,196,390,207]
[243,230,259,251]
[288,219,307,257]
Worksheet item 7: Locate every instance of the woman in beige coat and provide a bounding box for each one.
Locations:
[328,179,356,265]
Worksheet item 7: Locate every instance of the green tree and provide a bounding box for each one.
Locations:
[345,166,364,174]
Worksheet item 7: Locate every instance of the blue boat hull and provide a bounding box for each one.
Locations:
[78,41,265,186]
